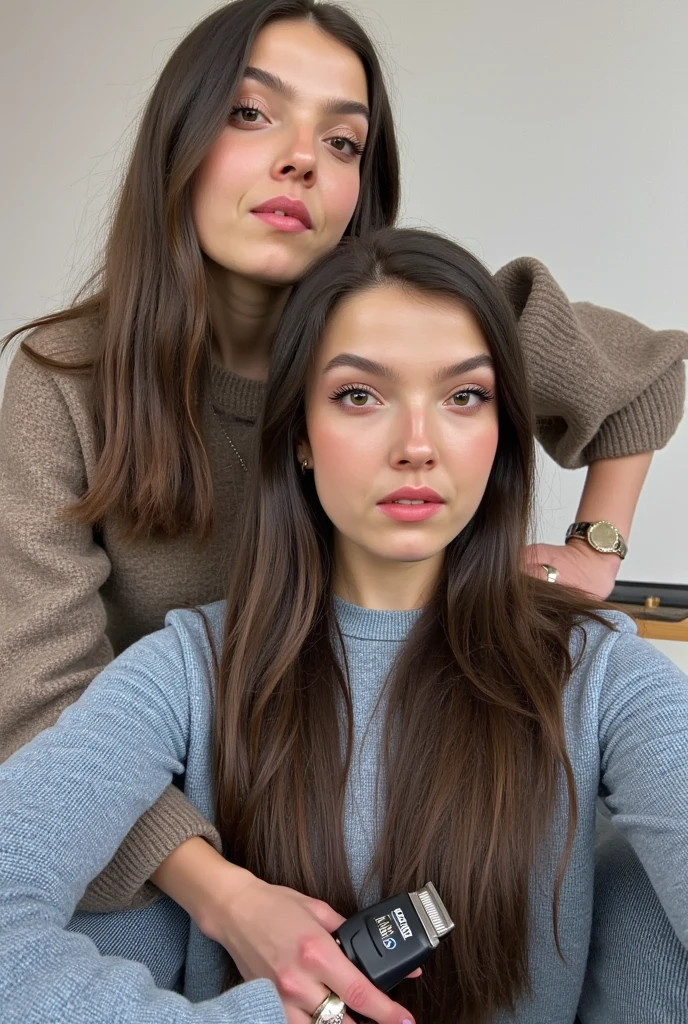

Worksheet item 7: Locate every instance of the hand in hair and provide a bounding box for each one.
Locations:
[200,864,418,1024]
[523,540,620,599]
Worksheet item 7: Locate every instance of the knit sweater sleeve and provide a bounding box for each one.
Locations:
[0,617,285,1024]
[0,346,221,912]
[597,621,688,948]
[494,258,687,468]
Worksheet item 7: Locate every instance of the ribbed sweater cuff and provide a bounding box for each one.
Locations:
[77,784,222,913]
[583,363,686,464]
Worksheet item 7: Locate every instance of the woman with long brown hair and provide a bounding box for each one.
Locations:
[0,0,686,949]
[0,229,686,1024]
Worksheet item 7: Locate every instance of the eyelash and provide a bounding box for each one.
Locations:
[328,384,494,405]
[228,102,365,157]
[229,100,266,123]
[449,385,494,406]
[329,135,365,157]
[329,383,377,403]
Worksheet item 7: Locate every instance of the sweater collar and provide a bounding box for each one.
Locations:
[333,595,421,642]
[210,361,266,422]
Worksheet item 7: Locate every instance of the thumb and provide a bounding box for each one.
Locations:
[306,896,347,933]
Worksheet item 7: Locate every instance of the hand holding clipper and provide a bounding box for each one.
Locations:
[335,882,454,993]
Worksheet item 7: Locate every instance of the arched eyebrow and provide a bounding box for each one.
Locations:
[431,355,494,383]
[243,66,370,122]
[322,353,494,382]
[322,354,401,383]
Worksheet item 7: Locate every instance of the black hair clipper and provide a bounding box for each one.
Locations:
[334,882,454,992]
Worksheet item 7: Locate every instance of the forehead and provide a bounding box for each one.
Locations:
[247,19,369,105]
[317,285,491,367]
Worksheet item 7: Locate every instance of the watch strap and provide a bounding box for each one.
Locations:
[565,521,628,559]
[566,522,592,543]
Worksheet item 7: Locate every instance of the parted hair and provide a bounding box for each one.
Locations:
[213,228,608,1022]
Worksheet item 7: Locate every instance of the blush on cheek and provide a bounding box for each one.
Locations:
[473,426,500,473]
[309,416,375,522]
[320,174,361,238]
[451,423,500,480]
[313,428,361,488]
[192,135,235,210]
[192,131,266,233]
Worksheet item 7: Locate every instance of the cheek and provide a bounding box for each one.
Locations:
[318,165,361,238]
[447,421,500,489]
[192,134,264,231]
[309,414,377,513]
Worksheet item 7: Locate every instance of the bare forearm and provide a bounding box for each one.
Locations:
[524,452,653,599]
[151,836,252,942]
[574,452,652,541]
[150,839,416,1023]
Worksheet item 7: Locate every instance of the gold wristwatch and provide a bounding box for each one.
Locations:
[565,520,627,559]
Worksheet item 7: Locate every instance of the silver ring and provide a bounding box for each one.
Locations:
[311,990,346,1024]
[541,563,559,584]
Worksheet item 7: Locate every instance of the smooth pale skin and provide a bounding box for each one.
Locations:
[300,284,499,611]
[191,18,369,379]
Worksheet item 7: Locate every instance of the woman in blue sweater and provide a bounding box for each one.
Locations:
[0,229,686,1024]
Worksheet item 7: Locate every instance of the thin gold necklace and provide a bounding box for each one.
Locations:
[211,407,248,474]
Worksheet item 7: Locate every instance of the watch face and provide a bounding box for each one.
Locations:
[588,521,618,552]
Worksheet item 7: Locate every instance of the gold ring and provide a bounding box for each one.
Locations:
[541,563,559,584]
[311,990,346,1024]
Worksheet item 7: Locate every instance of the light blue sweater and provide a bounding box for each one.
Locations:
[0,599,687,1023]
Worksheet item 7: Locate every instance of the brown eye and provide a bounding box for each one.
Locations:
[327,136,364,157]
[229,105,266,126]
[447,387,492,410]
[329,385,378,408]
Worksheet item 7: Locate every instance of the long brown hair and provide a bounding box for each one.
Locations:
[2,0,399,540]
[214,228,608,1022]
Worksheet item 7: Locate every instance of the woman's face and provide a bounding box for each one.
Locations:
[302,285,500,575]
[192,19,370,286]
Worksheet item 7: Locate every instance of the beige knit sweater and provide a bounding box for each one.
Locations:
[1,258,686,912]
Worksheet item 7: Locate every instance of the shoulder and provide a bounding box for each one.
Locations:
[82,601,226,723]
[163,600,227,679]
[2,317,101,463]
[574,608,637,651]
[17,314,100,364]
[569,609,687,707]
[571,608,648,671]
[3,316,99,409]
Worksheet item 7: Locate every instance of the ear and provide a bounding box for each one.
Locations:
[296,440,314,469]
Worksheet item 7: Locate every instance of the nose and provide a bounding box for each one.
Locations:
[271,125,317,188]
[391,407,437,471]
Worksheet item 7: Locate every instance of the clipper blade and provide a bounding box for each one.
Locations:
[409,881,455,947]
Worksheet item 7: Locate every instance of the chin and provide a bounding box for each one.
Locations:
[252,265,306,287]
[376,543,441,564]
[247,242,325,286]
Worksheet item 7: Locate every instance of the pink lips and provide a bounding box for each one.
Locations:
[251,195,312,233]
[377,486,445,523]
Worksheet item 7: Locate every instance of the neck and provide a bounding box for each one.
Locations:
[332,536,442,612]
[207,261,291,380]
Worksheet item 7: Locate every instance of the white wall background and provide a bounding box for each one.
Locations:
[1,0,687,663]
